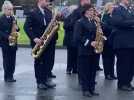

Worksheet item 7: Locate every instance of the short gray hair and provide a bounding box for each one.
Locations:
[2,0,13,13]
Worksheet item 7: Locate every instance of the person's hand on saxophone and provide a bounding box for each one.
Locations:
[34,38,43,46]
[8,35,14,42]
[91,41,97,48]
[8,33,18,44]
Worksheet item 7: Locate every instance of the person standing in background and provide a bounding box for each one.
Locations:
[63,0,91,75]
[111,0,134,91]
[101,2,117,80]
[63,5,78,75]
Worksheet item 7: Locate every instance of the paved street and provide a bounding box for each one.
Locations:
[0,48,134,100]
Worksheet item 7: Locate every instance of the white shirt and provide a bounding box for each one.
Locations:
[38,6,46,26]
[6,16,11,19]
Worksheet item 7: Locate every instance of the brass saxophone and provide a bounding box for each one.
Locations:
[32,5,60,59]
[9,17,19,46]
[93,13,106,54]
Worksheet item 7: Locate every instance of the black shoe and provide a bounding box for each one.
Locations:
[118,85,134,91]
[48,73,56,78]
[111,75,117,80]
[45,81,56,88]
[66,70,71,75]
[5,78,16,83]
[72,70,78,74]
[37,83,48,90]
[83,91,92,97]
[105,75,112,80]
[96,66,103,71]
[90,91,100,96]
[105,75,116,80]
[127,84,134,90]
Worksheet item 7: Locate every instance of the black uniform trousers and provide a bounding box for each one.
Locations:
[102,44,115,77]
[78,54,97,91]
[48,43,56,76]
[115,48,134,87]
[95,54,100,69]
[66,46,78,72]
[34,43,56,84]
[1,45,17,80]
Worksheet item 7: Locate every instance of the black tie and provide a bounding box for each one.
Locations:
[7,16,12,23]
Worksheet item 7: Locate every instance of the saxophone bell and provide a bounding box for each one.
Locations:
[9,32,19,46]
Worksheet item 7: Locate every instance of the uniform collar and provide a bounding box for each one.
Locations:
[6,16,11,18]
[38,5,45,15]
[83,16,92,22]
[4,14,11,18]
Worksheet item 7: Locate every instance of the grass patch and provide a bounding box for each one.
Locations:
[18,21,30,45]
[17,21,64,46]
[57,22,64,46]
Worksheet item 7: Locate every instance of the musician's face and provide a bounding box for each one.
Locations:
[4,6,13,16]
[86,8,94,19]
[80,0,91,6]
[40,0,49,8]
[108,4,114,14]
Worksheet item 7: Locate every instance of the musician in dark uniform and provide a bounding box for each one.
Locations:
[63,0,91,74]
[101,2,117,80]
[74,4,99,97]
[111,0,134,91]
[0,1,19,82]
[24,0,57,90]
[63,9,78,74]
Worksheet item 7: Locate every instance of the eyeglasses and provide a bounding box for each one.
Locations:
[5,7,13,11]
[7,8,13,11]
